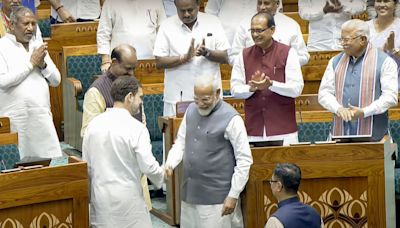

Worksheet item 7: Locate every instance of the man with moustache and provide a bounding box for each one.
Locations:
[0,0,42,39]
[153,0,229,116]
[165,75,253,228]
[230,0,309,66]
[0,6,62,159]
[318,19,398,141]
[231,12,304,146]
[83,76,165,227]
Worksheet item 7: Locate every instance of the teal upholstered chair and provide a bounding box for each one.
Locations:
[38,19,51,38]
[298,122,331,143]
[0,118,20,171]
[63,45,102,151]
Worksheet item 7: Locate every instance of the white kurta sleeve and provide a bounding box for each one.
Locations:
[318,58,342,114]
[165,114,187,169]
[362,57,398,117]
[230,50,254,99]
[135,126,165,189]
[298,0,324,21]
[264,217,284,228]
[41,52,61,87]
[269,48,304,98]
[225,115,253,199]
[153,22,170,57]
[204,0,223,16]
[0,52,33,89]
[97,0,113,55]
[342,0,366,16]
[290,23,310,66]
[230,21,249,65]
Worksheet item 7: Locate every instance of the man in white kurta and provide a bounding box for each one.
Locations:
[230,0,309,66]
[0,7,62,159]
[48,0,101,23]
[97,0,166,71]
[83,76,164,227]
[165,75,253,228]
[298,0,365,51]
[153,0,230,116]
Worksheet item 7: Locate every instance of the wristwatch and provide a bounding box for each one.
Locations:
[204,48,211,57]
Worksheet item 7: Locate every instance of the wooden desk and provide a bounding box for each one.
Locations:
[0,156,89,227]
[158,115,397,227]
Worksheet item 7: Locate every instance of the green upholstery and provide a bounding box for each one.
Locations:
[66,55,102,112]
[143,94,164,164]
[38,19,51,38]
[0,144,20,170]
[298,122,331,143]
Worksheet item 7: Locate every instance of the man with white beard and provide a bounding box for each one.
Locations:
[165,75,253,228]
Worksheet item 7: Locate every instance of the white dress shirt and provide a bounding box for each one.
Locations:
[166,113,253,199]
[231,12,309,66]
[298,0,365,51]
[51,0,101,22]
[318,52,398,117]
[97,0,166,60]
[0,34,62,159]
[153,12,230,104]
[205,0,258,45]
[83,108,164,227]
[230,48,304,144]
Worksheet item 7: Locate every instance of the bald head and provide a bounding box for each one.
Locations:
[110,44,138,77]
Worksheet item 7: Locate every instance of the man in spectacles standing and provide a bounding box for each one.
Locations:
[265,163,323,228]
[318,19,398,141]
[231,12,304,146]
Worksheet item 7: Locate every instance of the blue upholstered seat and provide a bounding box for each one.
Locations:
[143,94,164,164]
[0,144,20,170]
[38,19,51,38]
[298,122,331,143]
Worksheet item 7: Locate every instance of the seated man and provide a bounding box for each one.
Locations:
[318,19,398,141]
[231,12,304,145]
[47,0,102,23]
[83,76,164,227]
[0,6,62,159]
[165,75,253,227]
[265,163,323,228]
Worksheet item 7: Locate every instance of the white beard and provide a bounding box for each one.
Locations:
[197,100,217,116]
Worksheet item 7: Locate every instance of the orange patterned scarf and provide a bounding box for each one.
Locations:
[333,44,377,136]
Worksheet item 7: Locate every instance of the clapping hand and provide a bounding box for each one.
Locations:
[248,71,271,91]
[195,38,208,57]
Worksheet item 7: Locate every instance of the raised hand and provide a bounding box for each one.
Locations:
[195,38,209,57]
[30,43,48,69]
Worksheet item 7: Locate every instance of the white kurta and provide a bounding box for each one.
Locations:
[153,12,230,110]
[231,12,309,66]
[97,0,166,60]
[0,34,62,159]
[51,0,101,22]
[83,108,164,228]
[230,48,304,145]
[367,18,400,51]
[298,0,365,51]
[318,53,398,117]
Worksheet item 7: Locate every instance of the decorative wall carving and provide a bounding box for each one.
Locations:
[264,187,368,227]
[0,212,72,228]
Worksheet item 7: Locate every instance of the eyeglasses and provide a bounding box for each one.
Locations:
[337,35,363,44]
[194,95,213,103]
[268,179,279,185]
[249,27,270,34]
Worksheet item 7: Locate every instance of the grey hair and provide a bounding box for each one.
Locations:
[10,6,34,23]
[194,75,219,92]
[341,19,370,41]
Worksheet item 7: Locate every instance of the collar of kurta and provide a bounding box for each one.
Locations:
[106,70,118,82]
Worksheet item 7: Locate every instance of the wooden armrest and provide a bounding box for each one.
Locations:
[65,77,83,97]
